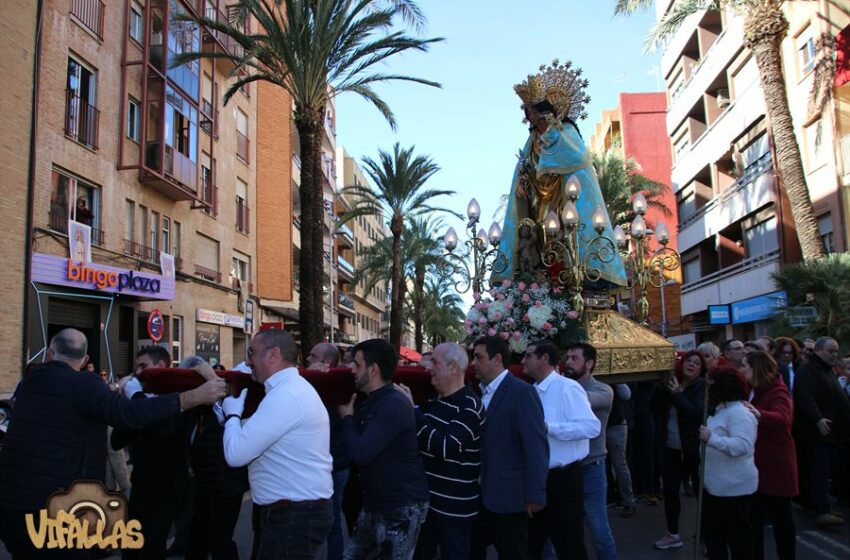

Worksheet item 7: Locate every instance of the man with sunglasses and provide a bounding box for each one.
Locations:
[222,329,334,559]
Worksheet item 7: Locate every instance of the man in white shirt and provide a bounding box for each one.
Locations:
[523,340,600,560]
[221,329,333,559]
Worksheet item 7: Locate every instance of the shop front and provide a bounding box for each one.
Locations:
[195,308,247,368]
[27,253,175,377]
[703,291,787,342]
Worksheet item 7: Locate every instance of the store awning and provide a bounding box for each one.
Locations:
[399,346,422,363]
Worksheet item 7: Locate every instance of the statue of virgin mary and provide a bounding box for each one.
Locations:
[492,60,628,289]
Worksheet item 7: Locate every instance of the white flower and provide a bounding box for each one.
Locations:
[527,305,553,330]
[509,334,529,354]
[467,308,481,324]
[487,300,508,322]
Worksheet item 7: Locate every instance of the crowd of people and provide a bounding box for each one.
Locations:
[0,328,847,560]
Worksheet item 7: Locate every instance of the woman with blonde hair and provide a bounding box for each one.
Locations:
[741,351,797,560]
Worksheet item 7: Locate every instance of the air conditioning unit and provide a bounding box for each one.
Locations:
[716,88,731,108]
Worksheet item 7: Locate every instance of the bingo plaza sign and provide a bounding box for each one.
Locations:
[31,253,175,300]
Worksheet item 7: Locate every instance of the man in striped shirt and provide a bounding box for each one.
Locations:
[399,342,484,560]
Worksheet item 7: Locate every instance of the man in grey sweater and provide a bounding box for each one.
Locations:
[564,342,618,560]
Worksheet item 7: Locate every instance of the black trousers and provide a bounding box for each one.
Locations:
[413,509,474,560]
[123,483,182,560]
[751,493,795,560]
[702,491,753,560]
[185,489,244,560]
[662,447,698,535]
[470,507,530,560]
[529,462,587,560]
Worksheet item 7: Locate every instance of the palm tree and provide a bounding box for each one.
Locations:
[421,274,465,347]
[404,217,447,352]
[342,143,458,350]
[175,0,442,354]
[592,146,671,228]
[615,0,827,261]
[769,253,850,351]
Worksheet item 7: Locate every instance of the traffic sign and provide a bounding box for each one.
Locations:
[147,309,165,342]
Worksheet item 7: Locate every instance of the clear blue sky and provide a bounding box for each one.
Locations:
[335,0,661,242]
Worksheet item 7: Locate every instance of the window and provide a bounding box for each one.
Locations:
[49,169,102,244]
[127,98,140,142]
[798,32,816,76]
[195,233,220,282]
[732,57,759,96]
[174,221,182,259]
[682,257,700,285]
[201,153,215,215]
[673,131,689,163]
[125,199,135,244]
[677,188,696,223]
[742,133,769,171]
[745,216,779,259]
[151,211,160,256]
[236,108,249,163]
[162,217,171,257]
[804,120,826,171]
[129,3,144,43]
[232,252,250,288]
[171,316,182,365]
[236,178,249,233]
[66,57,98,149]
[167,0,200,98]
[818,213,834,254]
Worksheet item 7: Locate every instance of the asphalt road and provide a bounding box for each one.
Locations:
[2,489,848,559]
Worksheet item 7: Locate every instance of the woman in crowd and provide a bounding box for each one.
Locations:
[699,367,758,559]
[741,351,797,560]
[697,342,720,372]
[652,350,706,550]
[773,337,801,392]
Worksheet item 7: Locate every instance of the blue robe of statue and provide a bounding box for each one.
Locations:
[493,122,627,288]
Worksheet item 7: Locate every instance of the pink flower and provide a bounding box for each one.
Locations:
[481,303,489,311]
[530,282,539,290]
[465,320,472,327]
[502,280,512,288]
[487,328,497,336]
[522,314,530,323]
[534,300,543,307]
[496,294,506,301]
[512,331,522,340]
[473,292,481,301]
[500,332,510,340]
[478,317,488,325]
[567,310,579,320]
[474,303,484,311]
[506,302,513,310]
[518,282,526,291]
[494,312,503,320]
[543,322,553,330]
[505,317,515,325]
[521,294,530,303]
[553,287,562,294]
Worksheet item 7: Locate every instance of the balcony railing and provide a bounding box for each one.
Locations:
[65,90,99,150]
[236,198,249,233]
[202,6,244,61]
[200,99,218,137]
[200,175,217,215]
[194,264,221,283]
[339,292,355,309]
[681,250,780,294]
[49,210,104,246]
[337,332,356,345]
[236,131,250,163]
[123,239,155,261]
[70,0,105,39]
[337,255,354,276]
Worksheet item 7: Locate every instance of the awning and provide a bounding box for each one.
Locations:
[398,346,422,363]
[836,24,850,87]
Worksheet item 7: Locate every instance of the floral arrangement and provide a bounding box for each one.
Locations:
[463,280,585,354]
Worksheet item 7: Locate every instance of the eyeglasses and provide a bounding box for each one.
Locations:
[247,345,273,358]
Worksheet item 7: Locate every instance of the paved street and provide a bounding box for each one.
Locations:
[5,488,847,559]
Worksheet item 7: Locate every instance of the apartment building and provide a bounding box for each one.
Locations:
[658,0,849,344]
[0,0,261,396]
[337,149,391,345]
[589,92,684,339]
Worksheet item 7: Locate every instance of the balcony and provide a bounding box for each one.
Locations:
[678,154,775,252]
[194,264,221,283]
[65,90,99,150]
[141,143,198,201]
[337,331,356,345]
[236,131,250,163]
[49,210,104,246]
[200,175,217,215]
[70,0,104,39]
[201,6,244,71]
[236,198,249,234]
[336,223,354,247]
[200,99,218,137]
[338,292,356,314]
[337,255,354,280]
[681,251,781,315]
[123,239,155,261]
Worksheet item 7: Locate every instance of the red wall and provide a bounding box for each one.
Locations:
[618,93,677,252]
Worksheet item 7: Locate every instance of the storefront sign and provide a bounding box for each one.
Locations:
[30,253,175,300]
[669,334,696,352]
[196,308,244,329]
[731,291,787,324]
[708,305,731,325]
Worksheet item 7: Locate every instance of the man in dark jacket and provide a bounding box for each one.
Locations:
[0,329,225,559]
[794,336,849,527]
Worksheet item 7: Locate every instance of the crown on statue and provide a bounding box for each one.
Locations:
[514,59,591,122]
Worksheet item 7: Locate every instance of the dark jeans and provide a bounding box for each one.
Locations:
[185,490,243,560]
[0,506,92,560]
[751,493,795,560]
[471,506,531,560]
[257,499,333,560]
[809,442,836,515]
[529,462,587,560]
[662,447,698,534]
[413,509,474,560]
[328,469,350,560]
[702,491,752,560]
[124,484,182,560]
[344,501,428,560]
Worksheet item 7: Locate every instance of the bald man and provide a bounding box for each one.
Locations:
[0,328,225,559]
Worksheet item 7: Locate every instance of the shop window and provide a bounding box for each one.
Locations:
[817,213,834,254]
[195,322,221,366]
[171,315,182,365]
[49,169,102,245]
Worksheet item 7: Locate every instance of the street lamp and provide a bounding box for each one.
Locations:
[442,198,508,294]
[616,195,681,327]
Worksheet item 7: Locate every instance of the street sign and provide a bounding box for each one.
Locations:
[244,298,254,334]
[147,309,165,342]
[788,305,817,328]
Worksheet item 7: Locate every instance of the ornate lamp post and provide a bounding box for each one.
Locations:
[443,198,508,294]
[614,193,681,327]
[538,176,619,318]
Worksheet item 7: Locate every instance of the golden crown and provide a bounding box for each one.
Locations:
[514,59,591,122]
